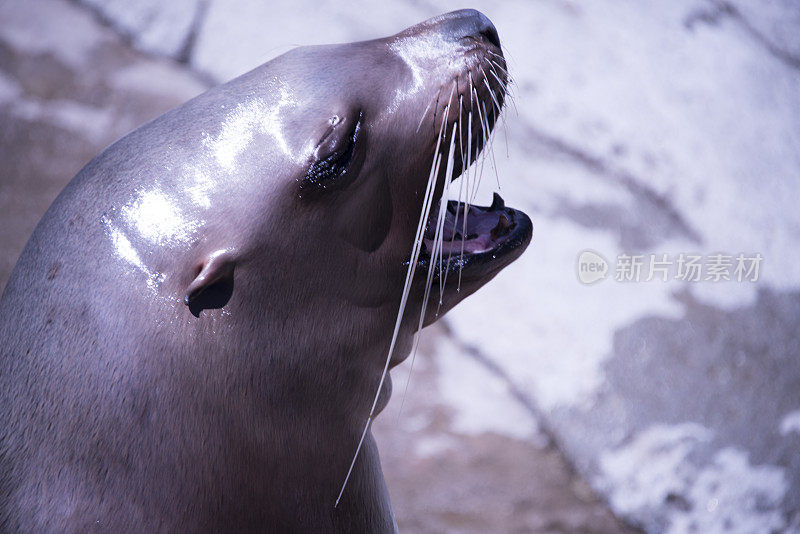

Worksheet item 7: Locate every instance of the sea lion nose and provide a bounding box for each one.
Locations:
[439,9,501,48]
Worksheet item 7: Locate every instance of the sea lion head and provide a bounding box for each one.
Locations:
[0,10,533,528]
[182,9,531,348]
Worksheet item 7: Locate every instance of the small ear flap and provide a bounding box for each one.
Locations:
[184,249,237,317]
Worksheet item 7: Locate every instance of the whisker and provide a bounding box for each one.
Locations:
[488,57,511,78]
[486,66,511,159]
[482,99,501,190]
[458,95,465,170]
[416,90,438,133]
[471,87,489,203]
[336,83,454,507]
[394,80,457,419]
[486,66,509,93]
[486,49,505,61]
[397,118,457,418]
[480,68,503,115]
[488,68,518,117]
[485,63,511,159]
[339,49,511,502]
[438,97,466,299]
[425,123,457,322]
[500,111,510,159]
[430,85,458,315]
[457,111,474,292]
[488,48,517,72]
[436,150,455,304]
[468,73,475,113]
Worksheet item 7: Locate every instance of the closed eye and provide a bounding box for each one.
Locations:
[299,111,363,198]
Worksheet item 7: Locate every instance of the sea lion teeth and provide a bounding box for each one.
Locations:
[490,191,505,210]
[490,213,512,240]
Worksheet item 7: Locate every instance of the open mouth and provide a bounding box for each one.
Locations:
[418,192,532,278]
[411,35,531,281]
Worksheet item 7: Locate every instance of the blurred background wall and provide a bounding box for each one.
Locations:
[1,0,799,531]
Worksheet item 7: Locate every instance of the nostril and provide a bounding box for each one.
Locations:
[479,26,501,48]
[434,10,503,49]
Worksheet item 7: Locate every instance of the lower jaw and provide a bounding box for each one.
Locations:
[416,195,532,281]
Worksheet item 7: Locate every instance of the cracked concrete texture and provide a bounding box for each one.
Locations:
[556,288,800,531]
[0,0,207,289]
[76,0,208,61]
[376,325,635,533]
[702,0,800,67]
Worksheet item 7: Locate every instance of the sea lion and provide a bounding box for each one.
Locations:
[0,9,531,532]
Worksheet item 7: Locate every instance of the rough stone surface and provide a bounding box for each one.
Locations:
[0,0,207,293]
[76,0,206,61]
[375,326,634,533]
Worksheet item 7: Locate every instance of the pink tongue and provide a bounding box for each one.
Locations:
[424,208,512,255]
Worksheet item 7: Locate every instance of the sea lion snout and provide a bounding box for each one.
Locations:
[400,9,501,50]
[436,9,501,49]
